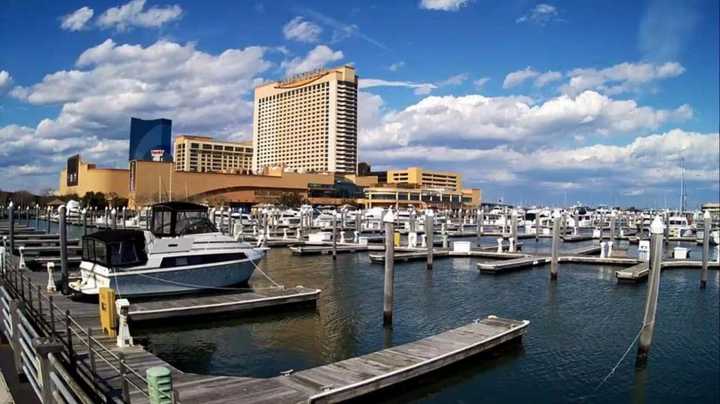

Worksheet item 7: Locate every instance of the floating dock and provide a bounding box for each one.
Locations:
[615,262,650,282]
[478,256,552,274]
[289,243,384,255]
[128,287,321,321]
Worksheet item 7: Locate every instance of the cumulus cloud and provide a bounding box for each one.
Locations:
[419,0,470,11]
[0,70,11,89]
[560,61,685,96]
[516,3,561,25]
[60,6,94,31]
[97,0,182,31]
[281,45,344,76]
[534,71,562,87]
[503,67,539,88]
[473,77,490,88]
[359,90,692,148]
[283,16,322,43]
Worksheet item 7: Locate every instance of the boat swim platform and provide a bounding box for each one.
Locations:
[164,315,529,404]
[127,287,321,321]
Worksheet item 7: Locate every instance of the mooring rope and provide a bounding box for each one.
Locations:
[591,326,644,393]
[124,256,284,292]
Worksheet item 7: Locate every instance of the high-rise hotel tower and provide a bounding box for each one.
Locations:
[252,65,358,174]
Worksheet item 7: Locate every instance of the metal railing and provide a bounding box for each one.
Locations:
[0,253,178,403]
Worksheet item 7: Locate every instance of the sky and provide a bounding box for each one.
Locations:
[0,0,718,208]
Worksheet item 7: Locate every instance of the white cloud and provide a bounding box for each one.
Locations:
[97,0,182,31]
[516,3,561,25]
[281,45,343,76]
[561,61,686,95]
[388,62,405,72]
[473,77,490,88]
[359,79,436,95]
[639,0,699,60]
[0,70,11,89]
[359,90,692,148]
[283,17,322,43]
[419,0,470,11]
[503,67,538,88]
[534,71,562,87]
[437,73,469,87]
[60,6,95,31]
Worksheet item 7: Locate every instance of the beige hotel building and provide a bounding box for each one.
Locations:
[253,65,358,174]
[174,135,253,174]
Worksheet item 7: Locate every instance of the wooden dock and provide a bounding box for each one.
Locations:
[561,234,594,242]
[477,256,551,274]
[289,243,383,256]
[615,262,650,282]
[128,287,321,321]
[168,315,529,403]
[0,255,530,404]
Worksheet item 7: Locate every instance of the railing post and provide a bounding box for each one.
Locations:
[87,327,97,384]
[49,296,56,338]
[118,351,130,404]
[9,299,24,376]
[33,337,64,404]
[65,310,75,369]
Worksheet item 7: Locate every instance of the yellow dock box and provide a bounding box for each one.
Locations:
[99,287,118,337]
[394,232,401,247]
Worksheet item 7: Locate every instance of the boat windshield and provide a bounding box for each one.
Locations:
[176,212,218,235]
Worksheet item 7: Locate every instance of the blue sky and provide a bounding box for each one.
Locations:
[0,0,718,207]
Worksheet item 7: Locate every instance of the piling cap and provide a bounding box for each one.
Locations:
[426,209,435,217]
[146,366,171,379]
[704,210,711,220]
[383,209,396,223]
[8,201,13,208]
[650,216,665,234]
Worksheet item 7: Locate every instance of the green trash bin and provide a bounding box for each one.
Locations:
[146,366,173,404]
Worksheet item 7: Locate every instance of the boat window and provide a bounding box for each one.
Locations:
[109,242,122,266]
[107,240,146,267]
[160,252,247,268]
[176,215,218,235]
[152,211,173,235]
[95,241,107,266]
[82,239,95,262]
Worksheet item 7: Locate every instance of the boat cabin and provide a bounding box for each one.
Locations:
[150,202,218,237]
[82,229,148,268]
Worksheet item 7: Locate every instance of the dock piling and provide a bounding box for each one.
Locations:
[46,207,51,233]
[8,202,14,253]
[700,210,710,289]
[82,208,87,237]
[332,214,337,260]
[510,210,518,253]
[550,216,561,280]
[383,209,396,326]
[425,210,434,270]
[535,212,540,241]
[476,208,483,246]
[35,204,40,230]
[58,206,69,294]
[636,216,664,367]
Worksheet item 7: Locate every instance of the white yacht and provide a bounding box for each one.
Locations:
[69,202,265,297]
[667,215,693,238]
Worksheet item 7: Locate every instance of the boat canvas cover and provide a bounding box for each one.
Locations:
[82,229,148,268]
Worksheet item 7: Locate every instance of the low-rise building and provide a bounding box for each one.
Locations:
[361,186,480,209]
[174,135,253,174]
[386,167,461,192]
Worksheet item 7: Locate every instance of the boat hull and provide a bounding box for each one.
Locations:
[71,260,255,297]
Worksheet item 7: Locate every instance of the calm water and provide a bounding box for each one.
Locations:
[123,235,720,404]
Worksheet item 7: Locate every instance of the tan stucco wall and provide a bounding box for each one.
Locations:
[129,160,336,207]
[58,162,130,198]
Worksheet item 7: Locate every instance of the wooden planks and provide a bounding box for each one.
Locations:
[477,256,551,274]
[615,262,650,282]
[128,287,321,321]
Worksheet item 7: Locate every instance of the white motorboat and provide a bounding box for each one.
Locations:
[69,202,265,297]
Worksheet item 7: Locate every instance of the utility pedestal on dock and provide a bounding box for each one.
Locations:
[636,216,664,367]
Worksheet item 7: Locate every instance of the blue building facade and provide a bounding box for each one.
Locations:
[128,117,172,161]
